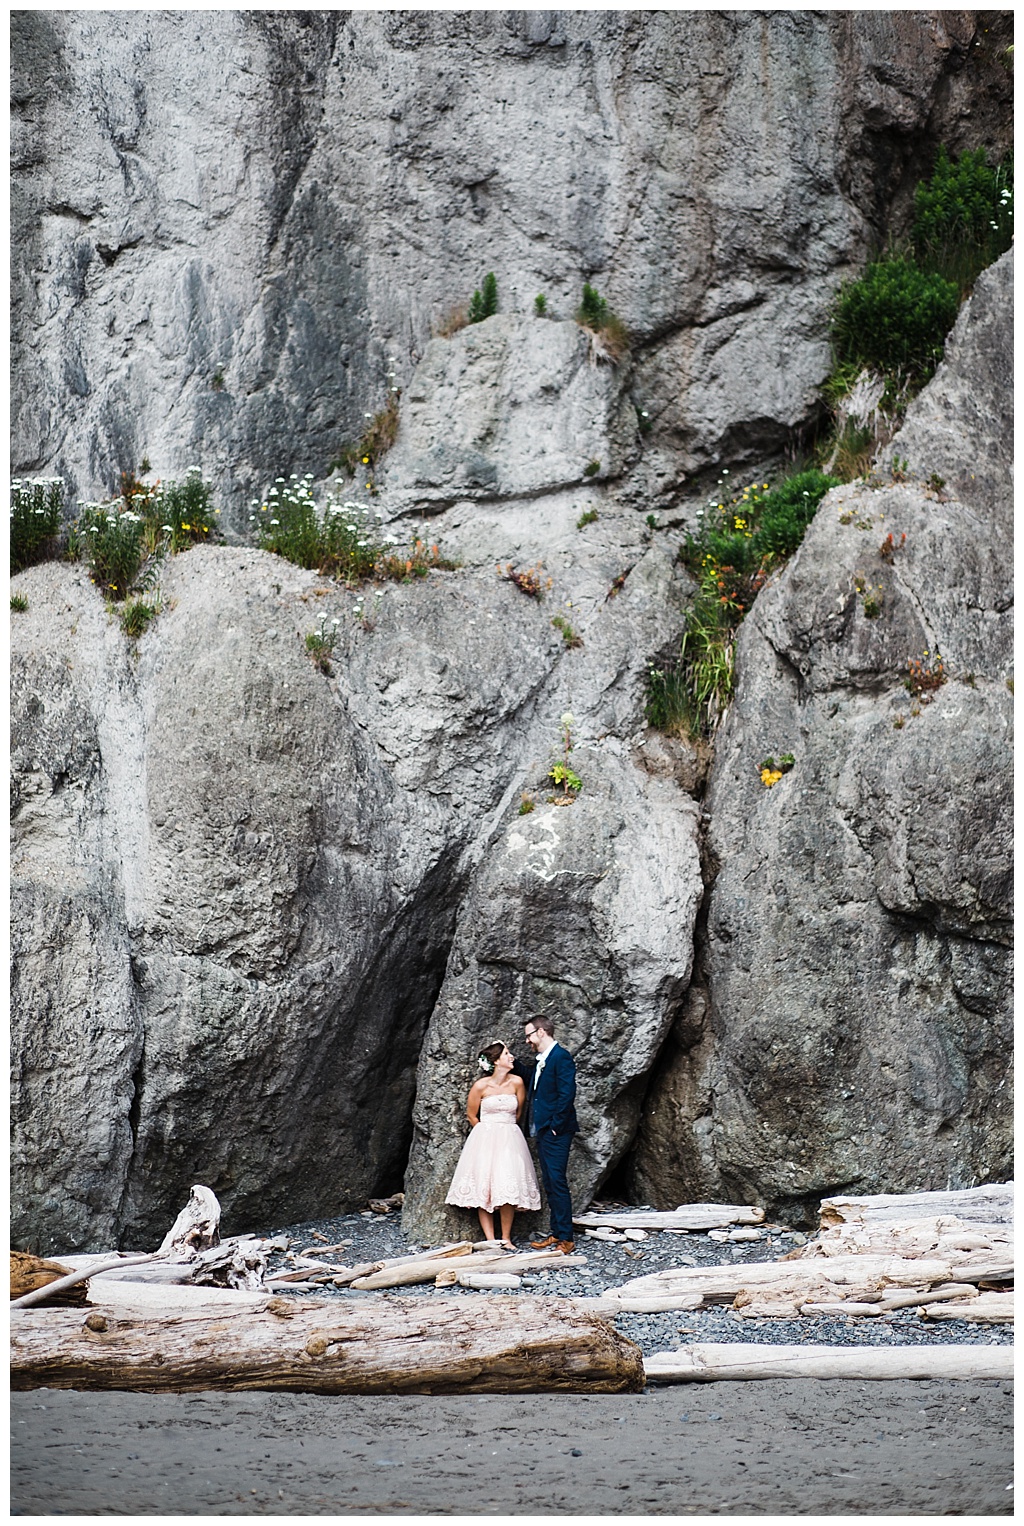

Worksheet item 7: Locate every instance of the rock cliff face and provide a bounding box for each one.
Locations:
[11,315,705,1251]
[11,10,1012,521]
[627,251,1014,1220]
[10,12,1013,1251]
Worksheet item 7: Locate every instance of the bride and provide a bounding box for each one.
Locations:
[445,1041,541,1247]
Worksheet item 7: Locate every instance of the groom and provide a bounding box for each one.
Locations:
[522,1016,579,1254]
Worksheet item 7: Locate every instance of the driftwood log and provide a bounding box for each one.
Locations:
[573,1204,764,1232]
[643,1342,1014,1383]
[10,1294,644,1394]
[920,1292,1014,1323]
[10,1253,89,1308]
[818,1183,1013,1232]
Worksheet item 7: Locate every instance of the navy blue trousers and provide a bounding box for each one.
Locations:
[535,1129,574,1241]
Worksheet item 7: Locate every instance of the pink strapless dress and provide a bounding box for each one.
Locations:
[445,1093,541,1212]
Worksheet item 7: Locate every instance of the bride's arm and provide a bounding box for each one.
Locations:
[511,1075,526,1123]
[466,1078,486,1126]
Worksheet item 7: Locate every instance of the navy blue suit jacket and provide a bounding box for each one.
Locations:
[527,1043,579,1136]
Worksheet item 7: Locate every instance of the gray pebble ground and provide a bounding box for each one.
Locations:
[256,1208,1013,1358]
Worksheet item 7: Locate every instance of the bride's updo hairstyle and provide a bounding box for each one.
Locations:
[477,1041,505,1075]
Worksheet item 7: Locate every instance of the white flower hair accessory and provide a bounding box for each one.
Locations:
[478,1054,495,1074]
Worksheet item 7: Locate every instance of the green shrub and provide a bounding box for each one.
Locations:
[468,272,498,324]
[657,468,839,739]
[576,282,608,328]
[75,501,163,600]
[11,477,64,573]
[574,282,628,360]
[913,146,1013,291]
[534,293,548,316]
[831,258,959,387]
[682,468,839,609]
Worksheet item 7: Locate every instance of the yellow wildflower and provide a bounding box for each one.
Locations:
[760,767,783,788]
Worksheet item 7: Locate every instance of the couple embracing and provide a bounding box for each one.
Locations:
[445,1016,578,1253]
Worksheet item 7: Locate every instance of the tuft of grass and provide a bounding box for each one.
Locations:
[330,394,401,478]
[582,460,601,479]
[305,615,339,675]
[433,303,470,338]
[576,507,598,529]
[10,593,29,612]
[574,282,629,362]
[118,596,161,639]
[644,662,695,736]
[551,614,583,649]
[533,293,548,316]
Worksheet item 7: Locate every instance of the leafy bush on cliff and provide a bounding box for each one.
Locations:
[649,468,839,738]
[913,146,1014,292]
[574,281,629,361]
[831,259,960,389]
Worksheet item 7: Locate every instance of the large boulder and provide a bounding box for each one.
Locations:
[628,252,1013,1218]
[402,748,702,1242]
[11,11,1009,521]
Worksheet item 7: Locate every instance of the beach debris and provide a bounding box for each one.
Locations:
[367,1193,405,1214]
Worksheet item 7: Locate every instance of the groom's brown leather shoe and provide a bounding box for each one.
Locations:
[530,1234,558,1249]
[556,1240,575,1254]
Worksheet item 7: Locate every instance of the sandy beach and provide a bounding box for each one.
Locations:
[11,1378,1013,1516]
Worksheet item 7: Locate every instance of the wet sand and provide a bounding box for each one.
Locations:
[11,1379,1013,1515]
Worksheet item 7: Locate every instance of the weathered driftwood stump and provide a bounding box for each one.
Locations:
[10,1294,644,1395]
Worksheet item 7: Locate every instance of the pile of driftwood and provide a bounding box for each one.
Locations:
[589,1184,1013,1324]
[265,1240,587,1293]
[10,1185,641,1395]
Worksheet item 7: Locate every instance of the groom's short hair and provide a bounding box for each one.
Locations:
[527,1015,555,1036]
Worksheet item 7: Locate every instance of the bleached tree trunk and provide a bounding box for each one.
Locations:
[644,1343,1014,1383]
[11,1295,644,1394]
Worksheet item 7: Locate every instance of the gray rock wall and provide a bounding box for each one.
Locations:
[10,12,1013,1250]
[12,11,1010,520]
[628,252,1014,1219]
